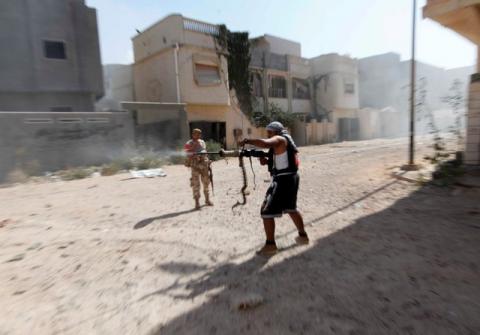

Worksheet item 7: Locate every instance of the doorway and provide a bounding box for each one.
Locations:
[189,121,226,147]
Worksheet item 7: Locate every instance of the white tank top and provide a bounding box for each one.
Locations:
[274,151,289,170]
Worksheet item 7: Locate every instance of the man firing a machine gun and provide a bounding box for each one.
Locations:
[184,128,214,210]
[239,121,309,256]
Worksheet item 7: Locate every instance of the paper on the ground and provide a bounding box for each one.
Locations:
[129,168,167,178]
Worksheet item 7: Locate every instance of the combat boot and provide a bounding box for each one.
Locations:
[195,198,201,210]
[205,194,213,206]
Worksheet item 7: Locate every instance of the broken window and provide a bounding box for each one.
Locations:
[194,63,221,86]
[44,41,66,59]
[344,77,355,94]
[251,72,263,97]
[292,78,310,99]
[268,75,286,98]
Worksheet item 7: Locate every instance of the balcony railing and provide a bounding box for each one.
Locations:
[268,88,286,98]
[183,18,220,36]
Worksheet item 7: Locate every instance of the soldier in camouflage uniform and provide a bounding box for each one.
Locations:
[184,129,213,210]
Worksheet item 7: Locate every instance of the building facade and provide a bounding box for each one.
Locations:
[424,0,480,165]
[0,0,103,112]
[132,14,262,148]
[250,36,360,142]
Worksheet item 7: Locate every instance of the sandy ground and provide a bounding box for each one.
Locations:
[0,138,479,335]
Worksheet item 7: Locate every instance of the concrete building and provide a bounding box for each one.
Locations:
[359,53,474,112]
[132,14,261,148]
[424,0,480,165]
[250,34,313,118]
[96,64,134,111]
[250,36,360,142]
[0,0,103,112]
[310,54,360,141]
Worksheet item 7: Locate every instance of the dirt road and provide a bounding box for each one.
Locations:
[1,138,479,334]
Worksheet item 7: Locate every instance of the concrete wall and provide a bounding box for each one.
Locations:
[0,0,103,112]
[132,15,219,63]
[466,76,480,165]
[132,14,184,63]
[134,49,178,103]
[311,54,360,112]
[96,64,134,111]
[0,111,134,181]
[358,53,404,110]
[263,35,301,57]
[179,48,229,105]
[358,108,403,140]
[358,53,474,113]
[133,15,230,129]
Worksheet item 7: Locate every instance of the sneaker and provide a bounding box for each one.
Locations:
[256,243,278,256]
[295,234,309,245]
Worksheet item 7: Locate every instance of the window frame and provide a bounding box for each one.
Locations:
[43,40,67,60]
[193,62,221,87]
[292,77,310,100]
[344,77,355,94]
[268,75,287,98]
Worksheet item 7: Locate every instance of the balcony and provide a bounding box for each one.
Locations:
[423,0,480,44]
[183,18,219,36]
[268,88,286,98]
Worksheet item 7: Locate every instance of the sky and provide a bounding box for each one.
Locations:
[86,0,477,69]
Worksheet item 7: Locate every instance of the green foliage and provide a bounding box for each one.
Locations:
[432,158,465,186]
[206,140,223,161]
[416,77,450,166]
[131,154,165,170]
[59,167,93,181]
[252,103,297,129]
[101,154,165,176]
[442,79,466,149]
[215,25,253,116]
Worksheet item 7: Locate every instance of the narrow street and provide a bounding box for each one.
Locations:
[0,138,479,334]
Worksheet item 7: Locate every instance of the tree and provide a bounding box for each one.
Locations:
[252,103,297,130]
[441,79,466,151]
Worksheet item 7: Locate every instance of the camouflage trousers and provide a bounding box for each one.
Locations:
[190,162,210,200]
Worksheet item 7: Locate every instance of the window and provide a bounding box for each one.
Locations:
[44,41,66,59]
[344,78,355,94]
[292,78,310,99]
[268,75,287,98]
[251,72,263,97]
[194,63,221,86]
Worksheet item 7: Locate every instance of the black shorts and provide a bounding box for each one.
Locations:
[261,173,299,219]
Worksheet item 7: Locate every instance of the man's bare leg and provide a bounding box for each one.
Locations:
[288,211,309,244]
[263,218,275,241]
[257,218,278,255]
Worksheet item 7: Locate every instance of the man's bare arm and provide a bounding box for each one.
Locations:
[243,136,285,149]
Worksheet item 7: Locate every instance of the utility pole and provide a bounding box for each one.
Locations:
[404,0,418,170]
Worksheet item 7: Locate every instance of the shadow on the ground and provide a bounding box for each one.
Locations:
[134,208,198,229]
[148,184,480,335]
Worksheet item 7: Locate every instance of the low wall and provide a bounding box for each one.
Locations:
[305,120,336,145]
[0,111,134,181]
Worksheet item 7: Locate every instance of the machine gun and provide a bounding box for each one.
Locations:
[192,149,267,158]
[191,148,267,209]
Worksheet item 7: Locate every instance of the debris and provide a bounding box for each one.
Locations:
[0,219,13,228]
[7,254,25,262]
[129,168,167,179]
[27,242,42,251]
[231,292,264,311]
